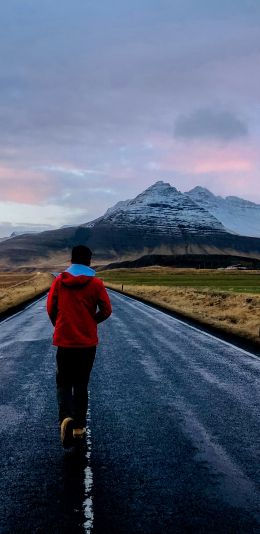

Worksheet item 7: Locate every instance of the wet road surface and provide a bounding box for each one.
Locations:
[0,291,259,533]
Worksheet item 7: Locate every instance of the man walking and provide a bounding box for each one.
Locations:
[47,245,112,448]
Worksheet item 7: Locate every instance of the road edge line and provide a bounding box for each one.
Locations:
[0,290,49,323]
[107,287,260,359]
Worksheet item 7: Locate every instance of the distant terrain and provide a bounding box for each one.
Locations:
[187,186,260,238]
[1,181,260,269]
[101,253,260,270]
[100,267,260,293]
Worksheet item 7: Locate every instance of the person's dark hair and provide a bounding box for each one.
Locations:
[71,245,92,266]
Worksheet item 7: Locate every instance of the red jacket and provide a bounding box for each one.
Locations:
[47,265,112,348]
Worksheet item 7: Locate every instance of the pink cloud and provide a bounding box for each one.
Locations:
[139,135,260,201]
[192,158,253,174]
[155,139,256,175]
[0,166,54,204]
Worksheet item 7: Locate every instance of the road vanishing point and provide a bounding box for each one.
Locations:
[0,291,259,533]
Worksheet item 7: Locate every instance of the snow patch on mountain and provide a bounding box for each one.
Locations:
[104,199,131,216]
[187,186,260,238]
[100,181,226,236]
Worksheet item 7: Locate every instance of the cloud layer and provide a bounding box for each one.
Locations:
[0,0,259,234]
[174,109,248,141]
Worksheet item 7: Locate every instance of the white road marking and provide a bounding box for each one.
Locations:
[83,401,94,534]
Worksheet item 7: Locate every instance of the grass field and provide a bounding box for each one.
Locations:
[99,267,260,293]
[100,268,260,346]
[0,273,39,288]
[0,272,54,314]
[1,267,259,347]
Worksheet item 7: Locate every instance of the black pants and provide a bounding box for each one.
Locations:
[56,346,96,428]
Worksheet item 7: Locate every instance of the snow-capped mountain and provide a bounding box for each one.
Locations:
[186,186,260,238]
[101,181,226,236]
[1,180,260,267]
[104,199,131,217]
[77,181,260,259]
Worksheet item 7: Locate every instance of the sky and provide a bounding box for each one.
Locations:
[0,0,260,235]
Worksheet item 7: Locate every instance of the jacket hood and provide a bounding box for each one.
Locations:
[61,264,96,287]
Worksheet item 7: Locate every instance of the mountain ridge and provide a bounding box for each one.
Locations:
[0,181,260,268]
[186,186,260,237]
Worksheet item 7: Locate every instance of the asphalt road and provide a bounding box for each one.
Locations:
[0,291,259,533]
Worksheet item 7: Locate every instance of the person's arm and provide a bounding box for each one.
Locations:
[46,277,60,326]
[95,282,112,324]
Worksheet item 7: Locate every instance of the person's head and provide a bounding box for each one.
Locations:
[71,245,92,266]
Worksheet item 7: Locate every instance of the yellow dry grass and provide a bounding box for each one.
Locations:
[106,283,260,346]
[0,272,54,314]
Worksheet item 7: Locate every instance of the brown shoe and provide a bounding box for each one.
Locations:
[60,417,74,448]
[73,427,86,439]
